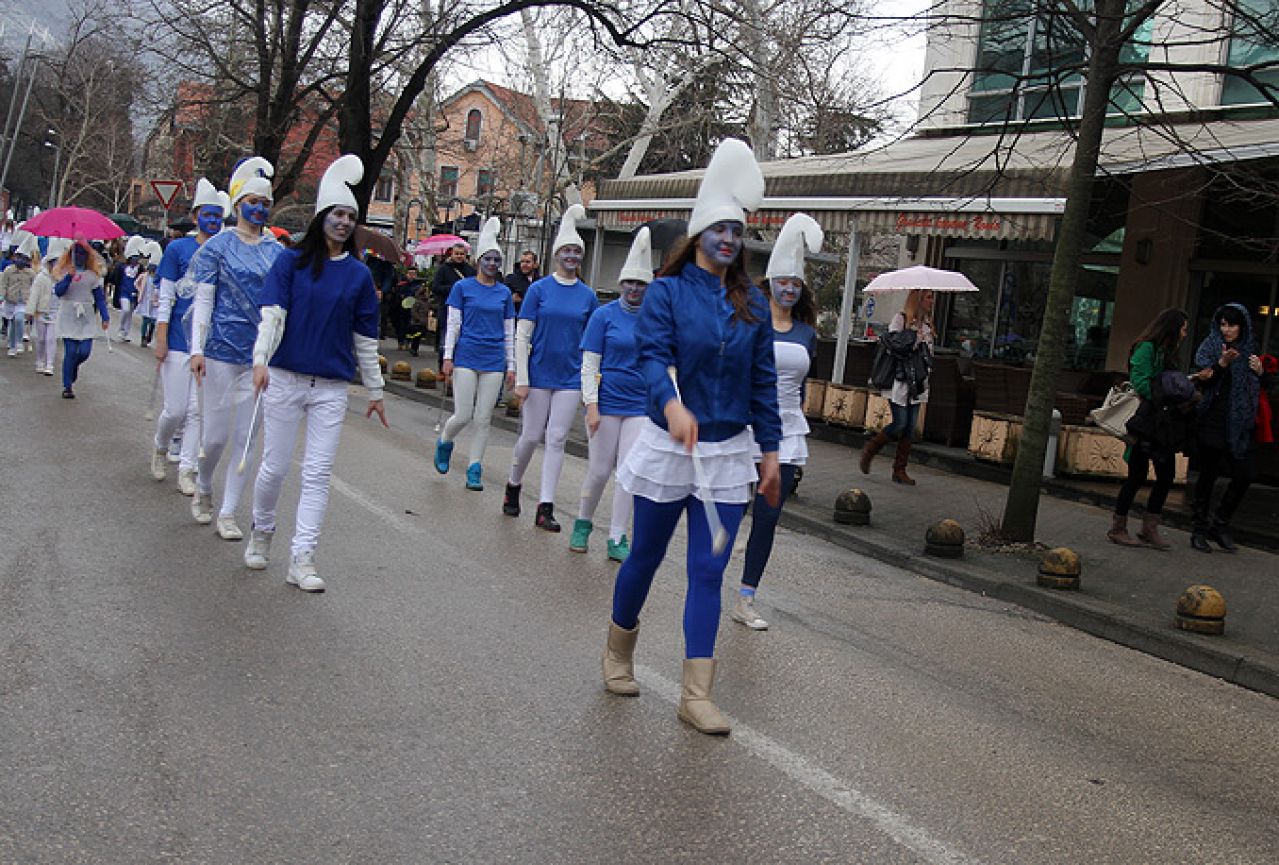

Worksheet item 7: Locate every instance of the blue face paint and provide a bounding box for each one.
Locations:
[478,251,503,278]
[197,206,223,236]
[556,245,583,274]
[619,279,647,309]
[770,277,801,309]
[12,253,29,269]
[240,200,270,227]
[698,221,744,267]
[73,246,89,268]
[323,207,356,246]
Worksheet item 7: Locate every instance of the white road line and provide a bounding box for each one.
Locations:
[330,471,977,865]
[635,664,979,865]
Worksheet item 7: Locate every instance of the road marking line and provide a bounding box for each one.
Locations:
[634,664,979,865]
[331,474,423,537]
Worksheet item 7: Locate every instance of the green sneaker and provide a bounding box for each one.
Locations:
[607,535,631,563]
[569,518,592,553]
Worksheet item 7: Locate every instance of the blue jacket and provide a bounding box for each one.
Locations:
[637,261,782,452]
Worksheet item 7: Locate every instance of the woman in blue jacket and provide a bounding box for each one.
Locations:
[601,139,781,736]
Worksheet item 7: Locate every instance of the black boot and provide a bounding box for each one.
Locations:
[1207,521,1238,553]
[502,483,521,517]
[535,502,561,532]
[1190,531,1212,553]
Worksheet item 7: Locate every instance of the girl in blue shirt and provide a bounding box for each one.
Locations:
[569,227,654,562]
[602,139,781,736]
[245,155,387,593]
[505,204,597,531]
[435,217,515,491]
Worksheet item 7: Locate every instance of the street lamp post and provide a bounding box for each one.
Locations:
[443,197,464,234]
[43,129,60,209]
[403,197,423,246]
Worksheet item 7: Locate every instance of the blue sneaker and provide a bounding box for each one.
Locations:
[433,439,454,474]
[465,462,483,490]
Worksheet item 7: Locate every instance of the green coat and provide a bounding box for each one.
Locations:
[1124,341,1164,461]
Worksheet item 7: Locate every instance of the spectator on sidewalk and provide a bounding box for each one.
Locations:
[1108,308,1195,550]
[860,288,934,485]
[504,249,539,312]
[1188,303,1271,553]
[431,244,474,366]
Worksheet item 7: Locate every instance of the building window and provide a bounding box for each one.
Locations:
[374,174,394,202]
[967,0,1151,124]
[476,169,495,199]
[439,165,459,199]
[1222,0,1279,105]
[464,109,482,147]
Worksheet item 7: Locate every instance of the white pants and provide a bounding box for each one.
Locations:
[579,413,646,541]
[252,369,348,556]
[197,358,259,515]
[154,351,201,472]
[441,368,504,466]
[117,299,134,340]
[509,387,580,503]
[32,318,56,369]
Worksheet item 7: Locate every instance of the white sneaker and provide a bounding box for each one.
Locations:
[150,448,167,481]
[216,514,243,541]
[244,528,273,570]
[286,551,325,592]
[177,469,197,496]
[731,594,769,630]
[6,348,15,357]
[191,492,213,525]
[42,367,54,376]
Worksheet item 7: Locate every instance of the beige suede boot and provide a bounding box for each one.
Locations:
[677,658,730,735]
[602,622,640,696]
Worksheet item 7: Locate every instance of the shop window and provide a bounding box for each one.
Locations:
[439,165,459,199]
[1222,0,1279,105]
[476,169,495,198]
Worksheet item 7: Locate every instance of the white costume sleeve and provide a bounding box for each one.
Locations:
[155,278,177,324]
[354,333,385,401]
[504,318,515,373]
[252,305,287,367]
[443,306,461,361]
[190,282,215,356]
[581,351,602,404]
[514,318,535,387]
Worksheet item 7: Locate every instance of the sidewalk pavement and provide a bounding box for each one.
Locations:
[378,342,1279,700]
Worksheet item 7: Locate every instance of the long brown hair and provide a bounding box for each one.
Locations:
[659,235,758,323]
[901,289,934,329]
[1129,307,1187,358]
[757,277,816,326]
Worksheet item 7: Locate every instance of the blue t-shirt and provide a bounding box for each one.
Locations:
[447,276,514,373]
[116,265,139,303]
[192,230,283,366]
[519,274,598,390]
[261,251,379,382]
[157,236,199,353]
[581,301,645,416]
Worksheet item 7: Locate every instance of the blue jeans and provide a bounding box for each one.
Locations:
[885,401,920,441]
[741,463,798,589]
[611,494,746,659]
[6,314,22,351]
[62,338,93,389]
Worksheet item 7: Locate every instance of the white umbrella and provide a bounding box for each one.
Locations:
[862,265,978,293]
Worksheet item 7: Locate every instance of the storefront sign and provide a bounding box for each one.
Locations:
[894,212,1003,235]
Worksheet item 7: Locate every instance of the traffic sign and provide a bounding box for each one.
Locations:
[150,180,184,210]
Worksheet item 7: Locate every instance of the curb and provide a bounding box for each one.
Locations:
[386,380,1279,700]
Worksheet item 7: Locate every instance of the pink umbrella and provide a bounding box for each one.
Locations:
[22,206,127,240]
[412,234,469,256]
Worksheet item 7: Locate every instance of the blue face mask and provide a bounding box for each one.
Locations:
[197,206,223,236]
[73,246,89,268]
[770,278,801,309]
[240,200,270,227]
[478,251,503,278]
[12,254,29,269]
[698,221,744,267]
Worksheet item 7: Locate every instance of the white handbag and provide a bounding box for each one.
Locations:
[1089,382,1140,440]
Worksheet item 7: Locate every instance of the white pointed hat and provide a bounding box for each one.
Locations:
[475,216,502,258]
[44,237,71,262]
[618,226,654,284]
[552,203,586,253]
[316,154,363,215]
[124,235,147,258]
[14,231,39,258]
[145,240,164,261]
[229,156,274,205]
[216,192,232,220]
[191,178,223,214]
[765,213,823,281]
[687,138,765,236]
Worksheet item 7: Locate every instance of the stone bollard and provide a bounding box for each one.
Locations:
[924,519,965,558]
[1037,547,1081,590]
[378,355,388,373]
[390,360,412,382]
[415,368,438,389]
[1174,585,1226,635]
[832,489,871,526]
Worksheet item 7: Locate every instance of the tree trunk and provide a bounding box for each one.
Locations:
[1000,4,1124,541]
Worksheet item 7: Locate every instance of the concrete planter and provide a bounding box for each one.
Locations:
[823,384,868,428]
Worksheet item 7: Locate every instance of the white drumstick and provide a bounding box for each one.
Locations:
[237,391,263,474]
[667,366,729,554]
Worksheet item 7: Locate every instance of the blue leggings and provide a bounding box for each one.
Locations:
[62,338,93,389]
[885,401,920,441]
[741,463,798,589]
[611,494,746,659]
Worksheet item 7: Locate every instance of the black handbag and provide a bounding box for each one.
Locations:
[869,341,896,389]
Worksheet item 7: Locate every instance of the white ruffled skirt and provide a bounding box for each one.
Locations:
[618,420,757,504]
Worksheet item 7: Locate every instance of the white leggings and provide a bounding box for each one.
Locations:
[117,299,134,340]
[252,369,348,556]
[442,368,504,466]
[197,358,259,515]
[509,387,580,503]
[32,318,56,369]
[579,413,646,541]
[154,351,201,472]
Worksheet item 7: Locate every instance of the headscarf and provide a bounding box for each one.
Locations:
[1194,302,1261,459]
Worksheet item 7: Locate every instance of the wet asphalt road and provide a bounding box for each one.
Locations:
[1,338,1277,865]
